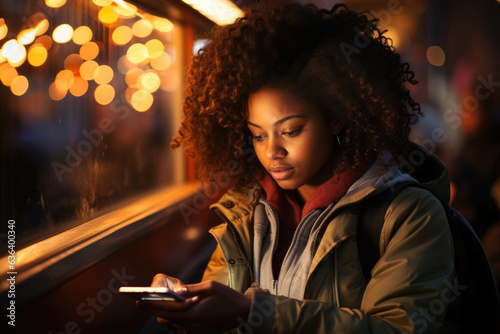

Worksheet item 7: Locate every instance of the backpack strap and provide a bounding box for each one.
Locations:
[357,181,422,280]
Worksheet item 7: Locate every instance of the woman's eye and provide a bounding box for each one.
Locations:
[282,129,301,137]
[252,135,266,142]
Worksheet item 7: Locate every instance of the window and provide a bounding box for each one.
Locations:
[0,0,188,251]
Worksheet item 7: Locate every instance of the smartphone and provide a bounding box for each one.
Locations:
[119,286,186,302]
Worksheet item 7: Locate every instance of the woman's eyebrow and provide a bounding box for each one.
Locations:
[247,115,306,128]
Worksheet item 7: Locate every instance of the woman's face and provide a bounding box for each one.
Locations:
[247,87,338,201]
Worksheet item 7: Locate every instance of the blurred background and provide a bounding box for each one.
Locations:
[0,0,499,333]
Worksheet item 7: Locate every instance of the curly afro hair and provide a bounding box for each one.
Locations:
[171,1,421,188]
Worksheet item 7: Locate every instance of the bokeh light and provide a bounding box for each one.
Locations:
[132,19,153,38]
[2,40,24,62]
[80,42,99,60]
[93,0,113,6]
[28,45,48,66]
[99,6,119,24]
[95,84,115,105]
[55,69,74,91]
[79,60,99,80]
[125,67,143,86]
[0,19,8,40]
[117,55,136,74]
[124,86,138,104]
[138,70,160,93]
[35,35,52,50]
[49,81,67,101]
[64,54,83,73]
[73,26,93,45]
[112,26,133,45]
[115,1,137,18]
[126,43,148,64]
[150,52,171,71]
[145,39,164,59]
[53,24,74,43]
[69,76,89,97]
[93,65,114,84]
[29,13,49,36]
[10,75,29,96]
[45,0,67,8]
[427,45,446,67]
[0,66,18,86]
[131,89,153,112]
[18,28,36,45]
[153,17,174,33]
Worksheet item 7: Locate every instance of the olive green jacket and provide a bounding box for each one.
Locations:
[203,144,455,333]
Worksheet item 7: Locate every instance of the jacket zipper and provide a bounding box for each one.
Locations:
[213,207,254,284]
[311,191,376,257]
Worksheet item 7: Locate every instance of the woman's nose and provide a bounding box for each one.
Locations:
[265,137,286,160]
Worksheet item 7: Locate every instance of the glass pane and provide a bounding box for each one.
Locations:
[0,0,185,250]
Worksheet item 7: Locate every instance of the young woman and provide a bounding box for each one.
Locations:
[138,2,454,333]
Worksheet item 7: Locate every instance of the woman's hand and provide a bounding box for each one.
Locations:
[139,280,252,334]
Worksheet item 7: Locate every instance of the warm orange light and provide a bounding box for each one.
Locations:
[10,75,29,96]
[132,19,153,38]
[138,70,160,93]
[29,13,49,36]
[28,45,48,67]
[53,24,74,43]
[124,86,138,104]
[126,43,148,64]
[79,60,99,80]
[55,69,75,90]
[69,76,89,97]
[0,53,6,63]
[35,35,52,50]
[93,65,114,84]
[427,45,445,67]
[95,84,115,105]
[112,26,132,45]
[49,81,67,101]
[150,52,171,71]
[18,28,36,45]
[0,66,18,86]
[153,17,174,33]
[64,54,83,73]
[99,6,119,24]
[93,0,113,6]
[0,19,8,40]
[8,54,26,68]
[2,39,26,64]
[117,55,136,74]
[73,26,93,45]
[80,42,99,60]
[45,0,67,8]
[114,0,137,18]
[145,39,164,59]
[159,67,180,92]
[131,89,153,112]
[125,67,143,86]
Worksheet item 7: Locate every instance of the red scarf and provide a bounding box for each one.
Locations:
[258,159,373,276]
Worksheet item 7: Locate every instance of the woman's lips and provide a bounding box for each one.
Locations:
[268,166,294,180]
